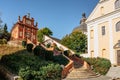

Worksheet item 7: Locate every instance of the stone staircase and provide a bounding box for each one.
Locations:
[64,56,98,80]
[65,67,97,80]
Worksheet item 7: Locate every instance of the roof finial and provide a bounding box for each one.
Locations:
[82,12,86,18]
[0,17,2,24]
[18,16,20,21]
[28,13,30,18]
[80,13,87,24]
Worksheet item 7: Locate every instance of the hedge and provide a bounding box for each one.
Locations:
[0,39,7,44]
[33,45,69,66]
[22,40,27,48]
[26,43,33,52]
[83,57,111,75]
[0,50,62,80]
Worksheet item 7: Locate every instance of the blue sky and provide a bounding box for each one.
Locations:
[0,0,98,39]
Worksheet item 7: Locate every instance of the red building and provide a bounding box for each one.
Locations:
[11,14,38,44]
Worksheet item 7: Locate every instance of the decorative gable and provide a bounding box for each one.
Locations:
[86,0,116,22]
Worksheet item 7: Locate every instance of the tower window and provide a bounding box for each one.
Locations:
[90,30,94,39]
[100,6,104,15]
[20,32,22,37]
[102,26,105,35]
[115,0,120,9]
[91,50,94,58]
[116,21,120,32]
[102,49,106,58]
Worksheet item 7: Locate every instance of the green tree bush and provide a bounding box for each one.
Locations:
[19,64,62,80]
[63,50,70,57]
[83,57,111,75]
[0,39,3,44]
[45,51,54,61]
[2,39,7,44]
[26,43,33,52]
[0,24,11,41]
[53,55,69,66]
[33,45,42,56]
[0,39,7,44]
[22,40,27,48]
[61,31,87,54]
[37,27,53,42]
[33,45,46,59]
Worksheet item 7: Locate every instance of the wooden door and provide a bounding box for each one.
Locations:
[117,50,120,65]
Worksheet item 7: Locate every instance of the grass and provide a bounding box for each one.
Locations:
[0,44,24,80]
[0,44,23,56]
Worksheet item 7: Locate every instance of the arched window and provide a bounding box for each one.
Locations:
[100,6,104,15]
[116,21,120,32]
[102,26,105,35]
[91,50,94,58]
[102,49,106,58]
[115,0,120,9]
[90,30,94,39]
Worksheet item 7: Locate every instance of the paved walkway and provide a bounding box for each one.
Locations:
[63,56,100,80]
[65,67,97,78]
[63,56,120,80]
[63,75,111,80]
[106,66,120,79]
[63,66,120,80]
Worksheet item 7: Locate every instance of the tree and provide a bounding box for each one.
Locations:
[3,23,8,33]
[37,27,53,42]
[61,31,87,54]
[0,17,3,33]
[0,17,11,41]
[1,24,11,41]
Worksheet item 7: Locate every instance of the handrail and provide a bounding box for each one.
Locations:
[39,43,74,78]
[40,44,54,51]
[61,54,74,78]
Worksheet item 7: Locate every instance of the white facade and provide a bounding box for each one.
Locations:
[85,0,120,65]
[44,35,75,54]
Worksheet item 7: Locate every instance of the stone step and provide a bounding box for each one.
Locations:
[67,75,97,78]
[65,56,97,79]
[64,76,111,80]
[106,66,120,79]
[66,75,97,79]
[67,72,96,77]
[66,66,97,79]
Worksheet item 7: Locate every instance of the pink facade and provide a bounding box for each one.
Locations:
[11,15,38,44]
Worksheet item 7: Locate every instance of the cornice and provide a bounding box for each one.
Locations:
[86,8,120,24]
[99,0,109,4]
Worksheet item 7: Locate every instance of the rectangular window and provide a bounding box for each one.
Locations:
[115,0,120,9]
[90,30,94,39]
[102,26,105,35]
[118,40,120,47]
[33,35,35,40]
[116,22,120,32]
[20,32,22,37]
